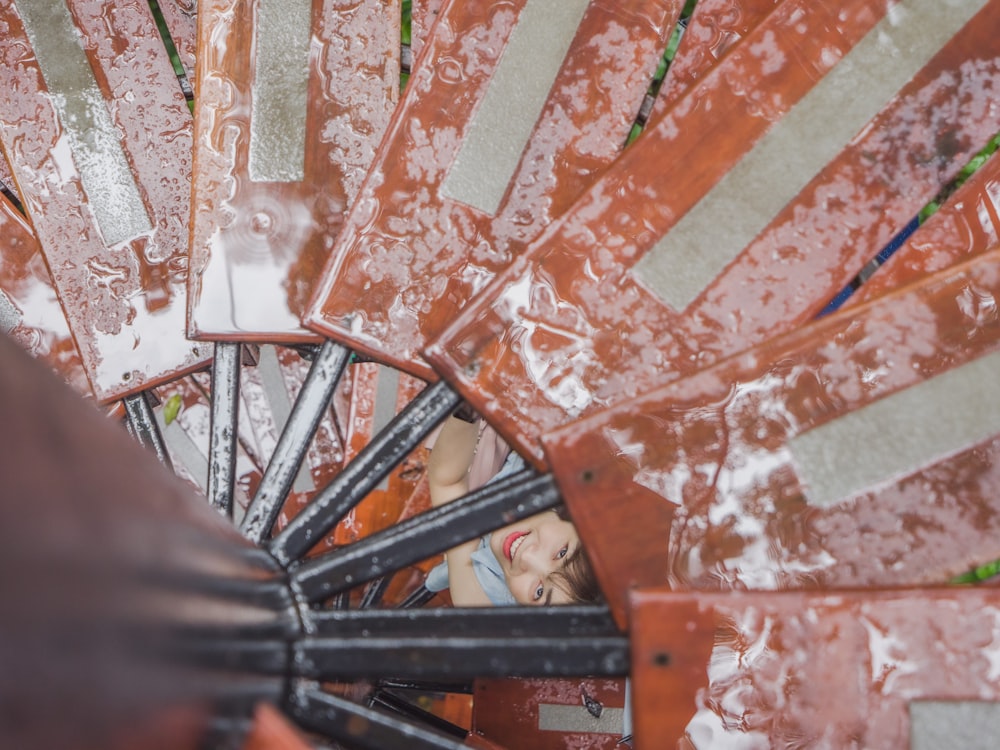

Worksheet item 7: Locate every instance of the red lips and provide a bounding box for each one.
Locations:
[502,531,528,562]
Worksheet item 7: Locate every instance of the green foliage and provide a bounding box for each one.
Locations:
[952,557,1000,585]
[148,1,184,79]
[402,0,412,47]
[920,130,1000,223]
[400,0,413,92]
[163,393,183,425]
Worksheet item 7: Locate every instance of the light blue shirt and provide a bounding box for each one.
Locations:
[425,450,525,605]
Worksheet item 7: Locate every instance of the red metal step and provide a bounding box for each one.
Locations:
[630,586,1000,748]
[850,149,1000,306]
[185,0,399,341]
[651,0,781,117]
[425,0,1000,466]
[543,248,1000,624]
[471,677,627,750]
[0,0,212,402]
[0,191,89,397]
[155,0,198,86]
[304,0,682,379]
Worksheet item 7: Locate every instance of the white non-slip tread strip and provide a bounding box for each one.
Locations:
[910,701,1000,750]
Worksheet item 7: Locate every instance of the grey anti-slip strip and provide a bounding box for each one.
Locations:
[632,0,988,311]
[18,0,153,246]
[441,0,591,215]
[790,349,1000,507]
[249,0,311,182]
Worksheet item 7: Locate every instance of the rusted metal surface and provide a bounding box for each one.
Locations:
[426,0,1000,466]
[0,0,213,403]
[0,192,90,397]
[304,0,681,379]
[186,0,399,341]
[544,249,1000,624]
[630,587,1000,748]
[472,678,628,750]
[0,331,291,750]
[850,150,1000,305]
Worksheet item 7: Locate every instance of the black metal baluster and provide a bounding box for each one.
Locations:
[269,380,461,565]
[359,576,392,609]
[207,342,241,518]
[292,606,628,681]
[289,471,559,603]
[240,340,351,543]
[305,605,621,639]
[288,683,469,750]
[123,391,174,471]
[366,689,469,739]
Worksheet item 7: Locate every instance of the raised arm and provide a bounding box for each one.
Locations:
[427,413,493,606]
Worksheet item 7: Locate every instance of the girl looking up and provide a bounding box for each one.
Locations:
[425,407,601,607]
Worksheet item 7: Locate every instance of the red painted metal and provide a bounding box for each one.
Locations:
[850,150,1000,306]
[651,0,782,118]
[544,249,1000,625]
[0,193,90,397]
[186,0,399,341]
[471,678,628,750]
[155,0,198,87]
[304,0,681,379]
[630,587,1000,748]
[426,0,1000,466]
[0,0,212,403]
[409,0,444,60]
[0,152,15,194]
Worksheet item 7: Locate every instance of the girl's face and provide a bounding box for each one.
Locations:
[488,510,580,605]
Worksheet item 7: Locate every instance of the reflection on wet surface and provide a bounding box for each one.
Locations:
[633,0,989,311]
[631,588,1000,747]
[305,0,679,378]
[186,0,398,340]
[427,0,1000,467]
[850,149,1000,305]
[650,0,781,118]
[544,250,1000,623]
[0,170,88,397]
[0,0,212,402]
[18,0,153,245]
